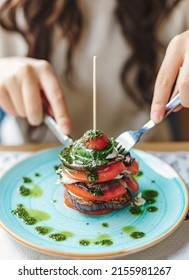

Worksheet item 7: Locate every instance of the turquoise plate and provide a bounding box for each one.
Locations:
[0,147,188,259]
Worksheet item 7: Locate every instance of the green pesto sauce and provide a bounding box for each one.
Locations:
[11,204,50,225]
[130,231,145,239]
[143,189,158,204]
[29,184,43,198]
[19,185,31,196]
[122,226,145,239]
[134,170,143,180]
[143,190,158,198]
[151,180,156,183]
[122,226,137,234]
[59,137,115,171]
[29,209,50,221]
[54,165,59,171]
[82,129,103,141]
[79,234,113,247]
[145,198,156,204]
[147,206,158,212]
[90,188,103,196]
[79,239,90,246]
[93,234,113,246]
[101,222,109,228]
[35,173,41,177]
[94,239,113,246]
[49,233,66,241]
[22,176,32,183]
[87,171,99,184]
[11,204,37,225]
[18,184,43,198]
[49,231,73,242]
[35,226,53,235]
[129,204,143,215]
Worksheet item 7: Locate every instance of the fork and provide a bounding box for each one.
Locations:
[116,94,181,152]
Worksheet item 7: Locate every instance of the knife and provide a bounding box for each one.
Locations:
[44,114,73,146]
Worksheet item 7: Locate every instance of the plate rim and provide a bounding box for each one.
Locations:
[0,147,188,259]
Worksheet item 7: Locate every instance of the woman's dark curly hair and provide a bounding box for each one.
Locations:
[0,0,182,105]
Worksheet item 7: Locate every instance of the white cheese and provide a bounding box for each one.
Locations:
[59,173,78,184]
[106,148,118,159]
[134,192,146,206]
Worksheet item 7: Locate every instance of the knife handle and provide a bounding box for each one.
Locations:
[41,90,53,117]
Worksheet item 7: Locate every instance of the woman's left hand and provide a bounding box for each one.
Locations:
[151,30,189,123]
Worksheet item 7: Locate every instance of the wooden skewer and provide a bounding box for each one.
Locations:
[93,55,97,133]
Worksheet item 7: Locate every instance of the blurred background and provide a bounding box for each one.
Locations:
[1,108,189,143]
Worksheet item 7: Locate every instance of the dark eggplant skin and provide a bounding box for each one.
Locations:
[75,179,121,192]
[66,190,132,212]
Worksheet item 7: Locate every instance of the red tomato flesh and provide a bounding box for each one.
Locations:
[63,162,127,183]
[64,183,127,201]
[64,192,112,215]
[126,159,139,175]
[123,176,139,192]
[83,133,109,150]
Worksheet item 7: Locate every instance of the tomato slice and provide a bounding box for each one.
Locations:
[82,132,109,150]
[64,192,112,215]
[63,162,126,183]
[98,162,126,182]
[64,183,126,201]
[123,176,139,192]
[126,158,139,175]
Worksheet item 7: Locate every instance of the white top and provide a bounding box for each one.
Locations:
[0,0,189,144]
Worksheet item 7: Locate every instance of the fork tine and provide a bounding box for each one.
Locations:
[116,130,140,152]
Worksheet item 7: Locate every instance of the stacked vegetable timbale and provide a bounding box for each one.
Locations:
[58,130,139,215]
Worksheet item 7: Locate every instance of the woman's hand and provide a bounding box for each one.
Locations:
[151,30,189,123]
[0,57,71,134]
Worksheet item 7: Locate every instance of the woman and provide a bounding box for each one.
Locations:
[0,0,189,143]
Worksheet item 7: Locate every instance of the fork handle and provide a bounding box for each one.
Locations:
[140,93,181,134]
[164,93,181,117]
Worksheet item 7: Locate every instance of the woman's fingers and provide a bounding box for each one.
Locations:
[21,66,43,126]
[5,76,26,117]
[0,57,71,133]
[38,61,71,134]
[178,57,189,107]
[0,86,17,116]
[151,36,184,123]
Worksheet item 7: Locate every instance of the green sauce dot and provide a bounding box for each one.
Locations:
[147,206,158,212]
[19,185,31,196]
[94,239,113,246]
[54,165,59,171]
[129,205,143,215]
[79,239,90,246]
[145,198,156,204]
[101,222,109,228]
[49,233,66,241]
[130,231,145,239]
[11,204,37,225]
[22,177,32,183]
[143,190,158,198]
[35,226,53,235]
[35,173,41,177]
